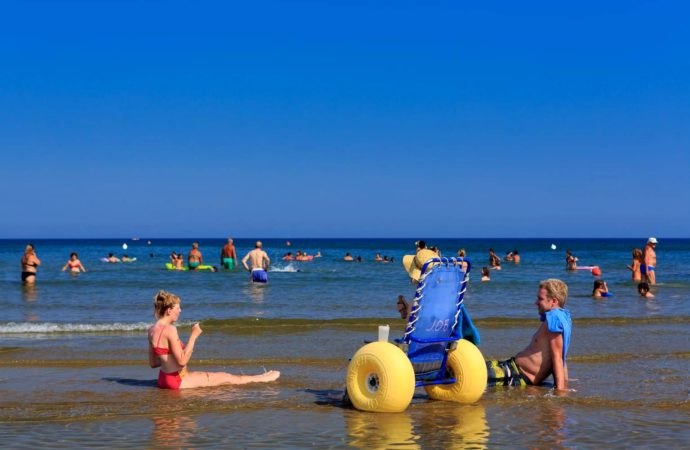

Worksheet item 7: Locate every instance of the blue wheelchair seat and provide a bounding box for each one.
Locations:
[396,257,480,386]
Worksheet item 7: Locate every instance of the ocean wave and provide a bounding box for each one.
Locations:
[3,315,688,335]
[0,322,152,334]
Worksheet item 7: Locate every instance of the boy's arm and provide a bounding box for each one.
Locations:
[548,331,567,390]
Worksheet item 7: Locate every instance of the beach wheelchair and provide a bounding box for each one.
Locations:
[346,257,487,412]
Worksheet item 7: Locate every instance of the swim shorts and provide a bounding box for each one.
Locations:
[486,357,531,387]
[251,268,268,283]
[223,258,236,270]
[188,261,200,269]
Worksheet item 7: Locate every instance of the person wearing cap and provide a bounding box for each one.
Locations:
[642,238,658,285]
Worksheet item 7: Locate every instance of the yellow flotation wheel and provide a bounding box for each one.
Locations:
[424,339,487,404]
[346,341,415,413]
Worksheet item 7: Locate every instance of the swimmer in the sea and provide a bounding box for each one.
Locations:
[638,282,654,298]
[481,267,490,282]
[592,280,609,298]
[62,252,87,273]
[148,290,280,389]
[106,253,120,263]
[512,250,520,264]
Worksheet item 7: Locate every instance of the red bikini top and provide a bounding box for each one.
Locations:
[152,325,185,355]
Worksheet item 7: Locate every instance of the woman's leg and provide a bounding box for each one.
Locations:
[180,369,279,388]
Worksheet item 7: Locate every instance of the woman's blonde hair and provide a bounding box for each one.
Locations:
[24,244,34,255]
[154,290,180,318]
[632,248,643,260]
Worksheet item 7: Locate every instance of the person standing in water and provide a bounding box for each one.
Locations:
[21,244,41,284]
[626,248,643,282]
[220,238,238,270]
[242,241,271,283]
[642,238,658,285]
[62,252,87,273]
[188,242,203,270]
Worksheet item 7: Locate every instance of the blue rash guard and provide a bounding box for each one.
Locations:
[540,308,572,366]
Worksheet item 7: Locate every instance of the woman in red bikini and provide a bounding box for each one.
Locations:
[62,252,87,273]
[147,290,280,389]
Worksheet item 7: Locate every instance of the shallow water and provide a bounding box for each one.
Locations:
[1,238,689,447]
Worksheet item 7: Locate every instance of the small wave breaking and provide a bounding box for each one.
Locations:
[269,263,300,273]
[0,322,152,334]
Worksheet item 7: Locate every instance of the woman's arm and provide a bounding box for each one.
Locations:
[79,262,87,272]
[148,343,161,368]
[62,262,69,271]
[169,324,202,367]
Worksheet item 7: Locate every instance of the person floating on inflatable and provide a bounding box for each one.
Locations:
[220,238,237,270]
[242,241,270,283]
[485,279,572,390]
[105,253,120,263]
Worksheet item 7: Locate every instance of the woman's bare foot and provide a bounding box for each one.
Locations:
[396,295,410,320]
[256,370,280,382]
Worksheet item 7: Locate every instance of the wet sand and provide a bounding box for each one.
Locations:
[2,320,689,448]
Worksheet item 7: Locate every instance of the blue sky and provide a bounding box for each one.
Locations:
[1,1,688,238]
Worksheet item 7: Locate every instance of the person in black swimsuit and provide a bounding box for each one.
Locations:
[21,244,41,284]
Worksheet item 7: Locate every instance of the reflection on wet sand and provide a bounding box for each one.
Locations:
[346,410,419,450]
[22,284,39,321]
[22,283,38,302]
[151,412,197,449]
[416,403,489,450]
[534,400,567,449]
[244,284,267,304]
[346,403,488,450]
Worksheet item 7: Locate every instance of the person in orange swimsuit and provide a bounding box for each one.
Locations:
[62,252,87,273]
[147,290,280,389]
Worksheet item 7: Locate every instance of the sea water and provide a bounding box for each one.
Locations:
[1,238,688,448]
